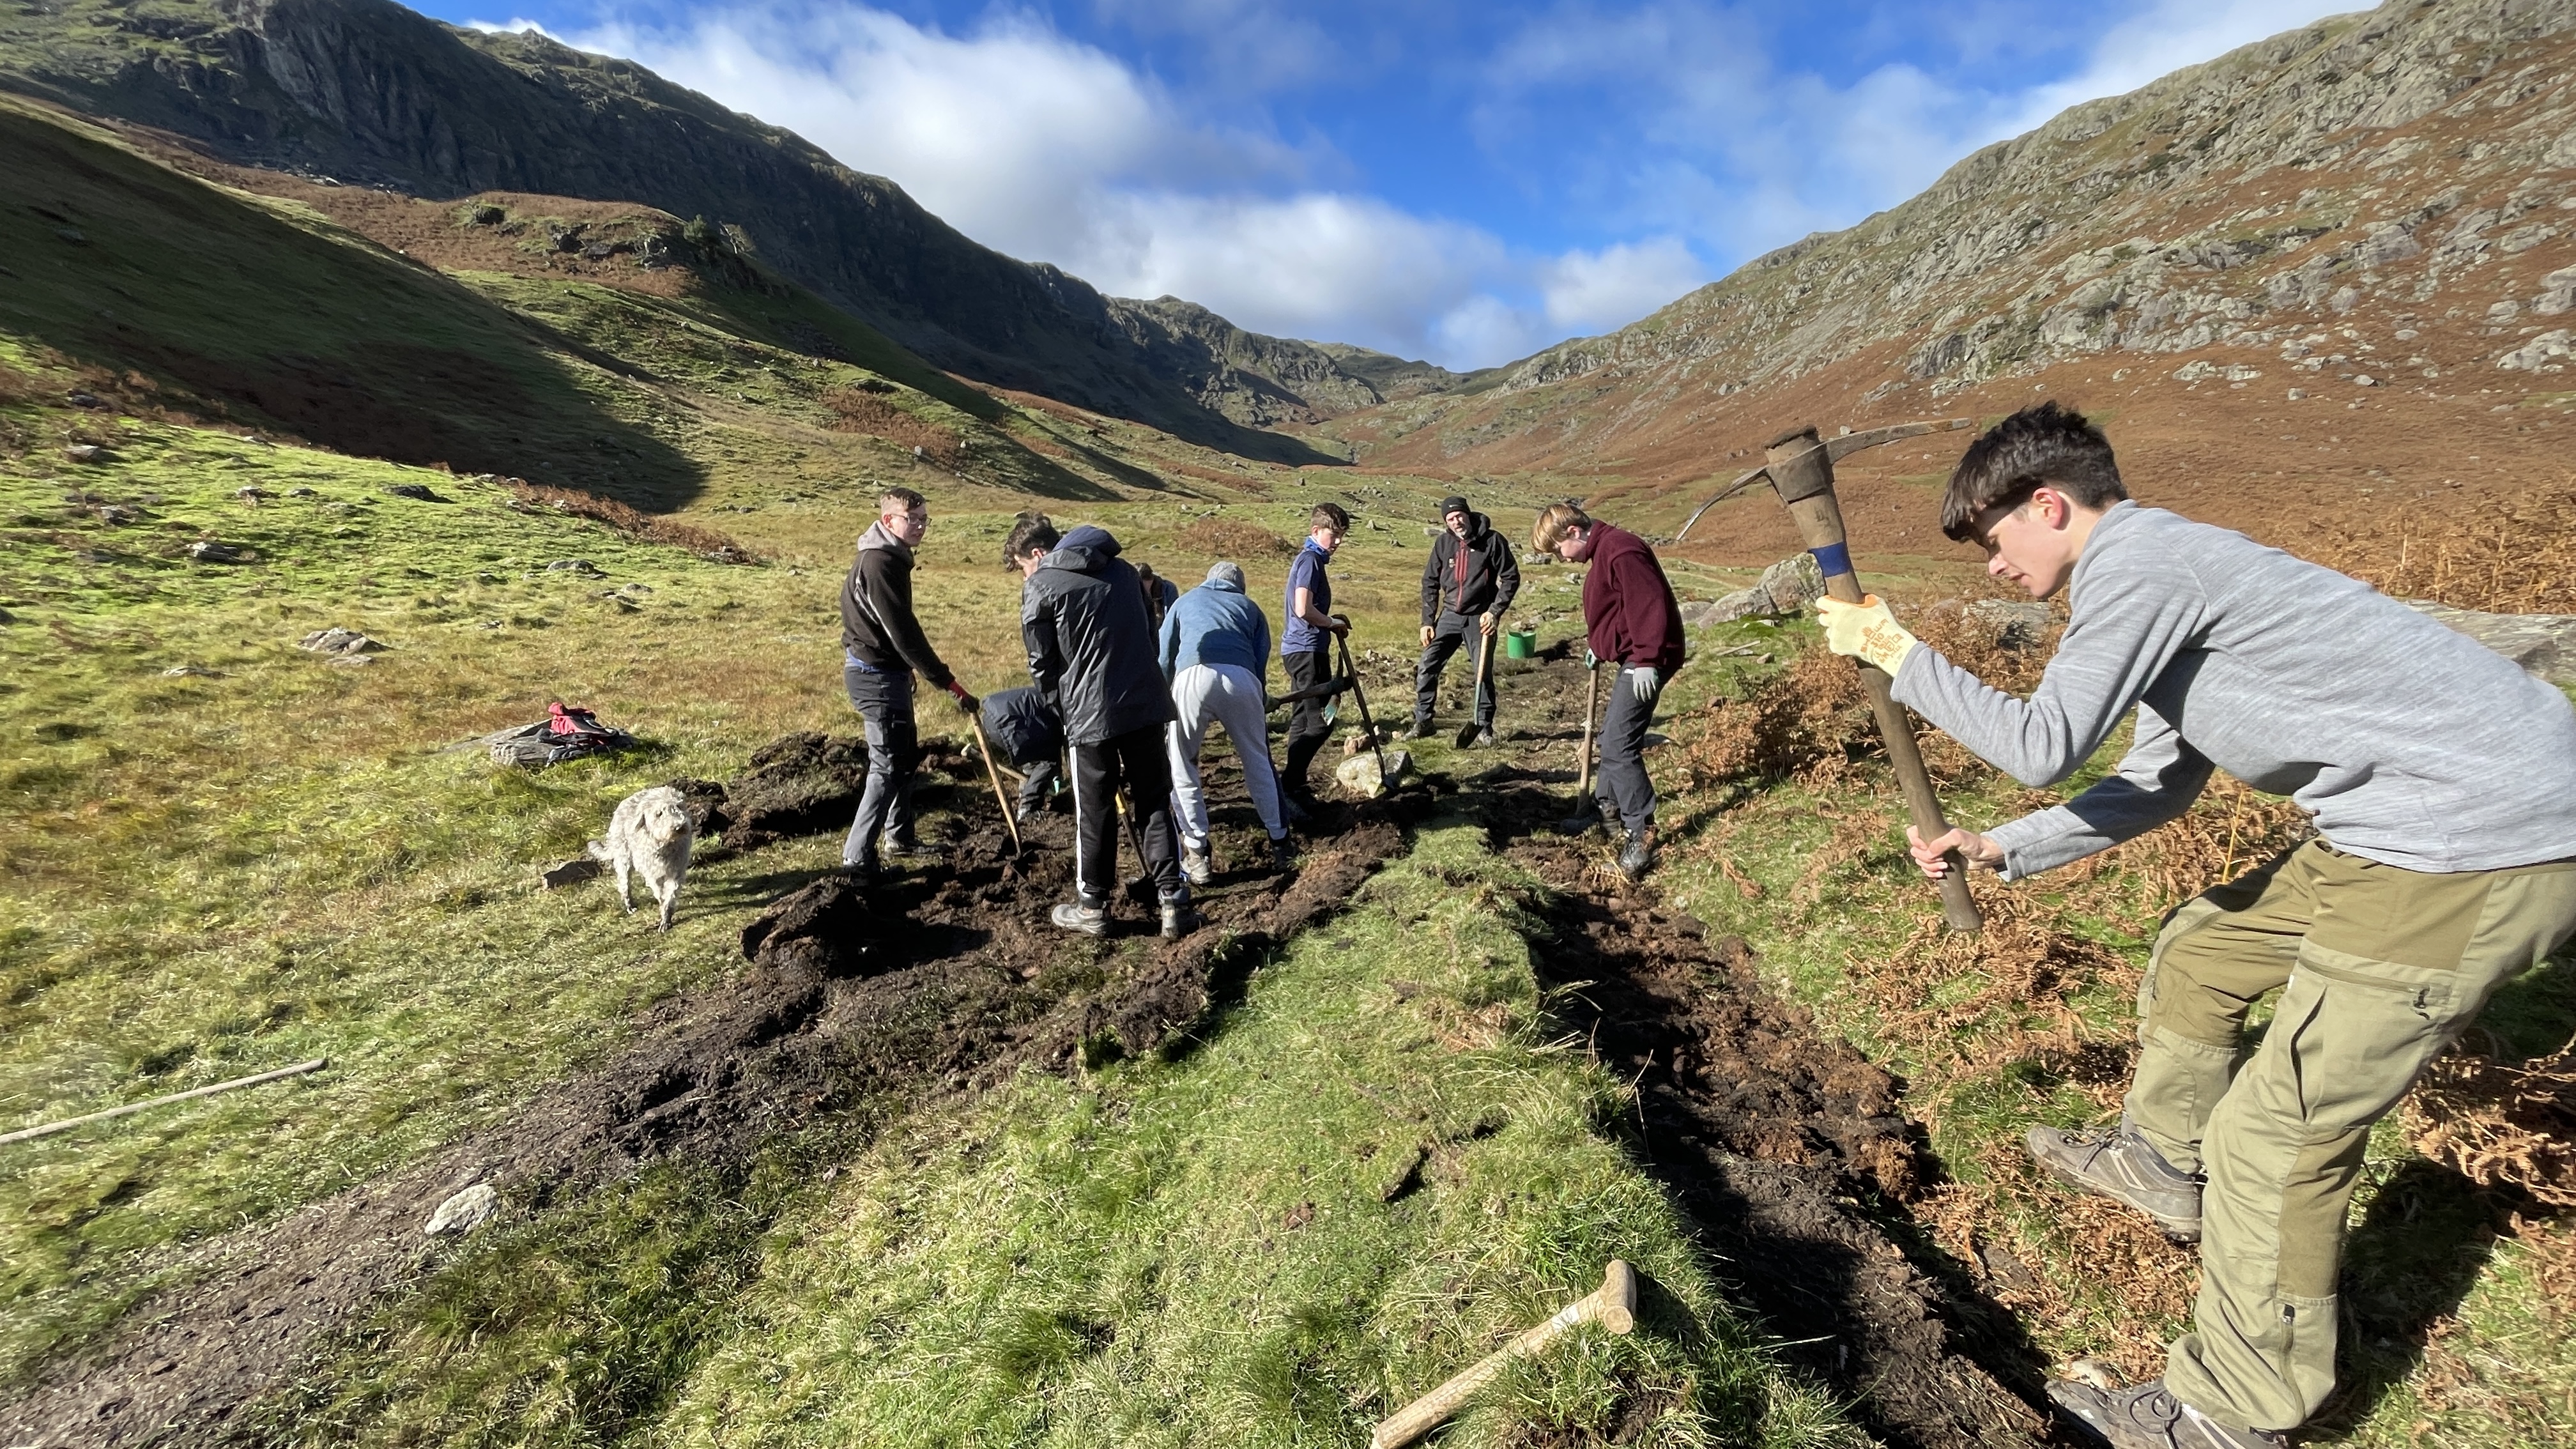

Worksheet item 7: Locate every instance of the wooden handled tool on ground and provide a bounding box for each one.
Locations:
[1370,1261,1638,1449]
[1747,421,1982,933]
[1337,632,1388,784]
[1575,659,1601,799]
[1454,627,1494,749]
[966,716,1023,854]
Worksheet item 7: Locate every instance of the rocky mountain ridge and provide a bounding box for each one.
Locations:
[0,0,1452,457]
[1321,0,2576,494]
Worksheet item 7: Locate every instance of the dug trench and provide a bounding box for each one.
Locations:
[1,741,1403,1448]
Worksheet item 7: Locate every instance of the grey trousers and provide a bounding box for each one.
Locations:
[1413,612,1494,728]
[841,666,917,866]
[1594,665,1660,833]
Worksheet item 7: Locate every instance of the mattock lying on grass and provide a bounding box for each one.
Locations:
[1370,1261,1637,1449]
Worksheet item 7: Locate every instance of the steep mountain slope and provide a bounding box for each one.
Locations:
[1318,0,2576,558]
[0,0,1445,457]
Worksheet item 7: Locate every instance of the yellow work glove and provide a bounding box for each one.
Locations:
[1814,594,1919,675]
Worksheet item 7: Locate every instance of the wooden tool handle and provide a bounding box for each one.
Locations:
[1772,440,1982,935]
[1575,662,1601,797]
[967,716,1023,854]
[1371,1262,1636,1449]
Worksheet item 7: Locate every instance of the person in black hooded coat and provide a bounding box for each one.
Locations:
[1413,495,1518,742]
[1009,516,1197,938]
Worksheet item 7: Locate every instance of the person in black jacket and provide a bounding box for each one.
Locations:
[1412,496,1519,744]
[979,685,1062,821]
[838,487,976,877]
[1007,514,1198,939]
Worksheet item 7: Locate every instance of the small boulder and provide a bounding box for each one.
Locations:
[188,540,252,564]
[298,627,386,656]
[1336,749,1411,799]
[2404,601,2576,685]
[546,559,604,576]
[1963,599,2053,649]
[235,487,271,503]
[385,482,445,502]
[65,444,105,463]
[1757,551,1827,613]
[94,505,137,525]
[423,1183,498,1237]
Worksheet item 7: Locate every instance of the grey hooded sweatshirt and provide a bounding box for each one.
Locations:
[1891,502,2576,879]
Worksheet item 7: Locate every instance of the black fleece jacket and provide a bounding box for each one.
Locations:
[1019,525,1174,746]
[1419,511,1521,624]
[839,521,954,687]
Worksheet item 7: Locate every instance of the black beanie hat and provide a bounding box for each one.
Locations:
[1438,495,1469,519]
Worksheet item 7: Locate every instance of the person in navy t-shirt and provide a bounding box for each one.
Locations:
[1278,502,1350,810]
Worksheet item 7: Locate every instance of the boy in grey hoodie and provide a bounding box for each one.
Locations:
[1818,402,2576,1449]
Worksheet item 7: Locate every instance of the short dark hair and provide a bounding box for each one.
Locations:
[880,486,927,516]
[1004,510,1058,567]
[1940,402,2128,541]
[1308,502,1350,533]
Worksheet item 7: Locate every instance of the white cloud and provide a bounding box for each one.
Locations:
[489,2,1684,367]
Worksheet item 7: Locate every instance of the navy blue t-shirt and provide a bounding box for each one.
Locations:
[1281,539,1333,654]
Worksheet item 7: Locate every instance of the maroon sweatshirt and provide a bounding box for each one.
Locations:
[1580,524,1685,674]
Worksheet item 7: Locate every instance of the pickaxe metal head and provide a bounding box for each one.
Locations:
[1674,418,1974,544]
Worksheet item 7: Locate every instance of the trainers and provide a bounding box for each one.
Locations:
[1473,728,1498,748]
[1158,892,1202,940]
[1617,827,1655,882]
[1408,716,1436,740]
[1181,845,1213,887]
[2028,1121,2204,1241]
[840,855,882,882]
[1268,835,1296,873]
[879,833,935,862]
[1050,900,1108,937]
[2048,1379,2285,1449]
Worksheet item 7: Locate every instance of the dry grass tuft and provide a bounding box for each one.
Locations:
[503,481,760,563]
[1177,516,1296,558]
[1676,648,1871,786]
[2308,484,2576,614]
[821,388,962,466]
[2405,1040,2576,1206]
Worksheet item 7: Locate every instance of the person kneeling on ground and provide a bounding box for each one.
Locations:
[1533,502,1683,882]
[1162,561,1295,882]
[978,684,1062,822]
[1814,401,2576,1449]
[1009,513,1199,939]
[838,486,976,878]
[1414,494,1519,746]
[1279,502,1351,813]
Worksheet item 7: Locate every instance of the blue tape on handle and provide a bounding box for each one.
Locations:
[1809,542,1853,579]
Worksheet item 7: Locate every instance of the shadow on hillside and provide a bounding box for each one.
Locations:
[3,96,705,511]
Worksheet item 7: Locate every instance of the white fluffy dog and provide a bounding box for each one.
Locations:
[588,785,695,930]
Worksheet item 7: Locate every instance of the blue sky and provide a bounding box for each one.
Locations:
[430,1,2366,368]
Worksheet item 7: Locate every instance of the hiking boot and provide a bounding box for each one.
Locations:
[1050,899,1108,937]
[840,856,882,882]
[1181,844,1213,887]
[1617,827,1655,882]
[1159,891,1202,940]
[1408,716,1436,740]
[1268,835,1296,873]
[878,833,935,862]
[2048,1379,2286,1449]
[2028,1121,2204,1241]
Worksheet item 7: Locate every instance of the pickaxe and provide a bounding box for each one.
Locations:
[1678,418,1984,935]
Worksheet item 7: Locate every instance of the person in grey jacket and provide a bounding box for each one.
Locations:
[1008,514,1197,939]
[1161,562,1293,881]
[837,486,976,877]
[1818,402,2576,1449]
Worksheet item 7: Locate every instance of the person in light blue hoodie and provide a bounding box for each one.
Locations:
[1161,562,1293,881]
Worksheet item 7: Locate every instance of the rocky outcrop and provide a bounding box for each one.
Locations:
[0,0,1425,457]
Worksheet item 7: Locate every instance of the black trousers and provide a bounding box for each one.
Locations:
[1070,724,1181,907]
[841,666,917,865]
[1281,648,1333,797]
[1413,611,1493,728]
[1595,666,1662,834]
[1015,755,1060,815]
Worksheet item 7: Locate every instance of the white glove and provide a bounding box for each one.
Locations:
[1815,594,1919,675]
[1628,666,1660,703]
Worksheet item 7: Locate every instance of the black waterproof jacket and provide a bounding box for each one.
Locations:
[1020,525,1175,746]
[1419,511,1521,625]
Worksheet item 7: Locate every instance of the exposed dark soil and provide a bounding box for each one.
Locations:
[0,751,1404,1447]
[1469,650,2051,1449]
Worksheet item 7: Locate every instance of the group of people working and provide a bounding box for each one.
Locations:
[838,398,2576,1449]
[833,487,1688,938]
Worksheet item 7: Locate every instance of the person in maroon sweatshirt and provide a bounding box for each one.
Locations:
[1533,502,1684,880]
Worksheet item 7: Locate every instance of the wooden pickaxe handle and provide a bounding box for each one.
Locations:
[1370,1261,1637,1449]
[1763,425,1981,933]
[1575,660,1601,798]
[967,715,1023,854]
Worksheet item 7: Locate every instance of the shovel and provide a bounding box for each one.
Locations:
[1453,624,1494,749]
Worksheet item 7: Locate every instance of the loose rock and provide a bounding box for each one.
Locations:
[297,627,386,656]
[1335,749,1411,798]
[64,444,103,463]
[385,482,445,502]
[422,1184,498,1237]
[188,540,252,564]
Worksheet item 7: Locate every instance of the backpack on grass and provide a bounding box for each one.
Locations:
[486,702,639,768]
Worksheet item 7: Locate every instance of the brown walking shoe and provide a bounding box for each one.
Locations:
[2027,1121,2204,1241]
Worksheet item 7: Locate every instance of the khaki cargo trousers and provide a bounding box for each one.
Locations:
[2126,839,2576,1432]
